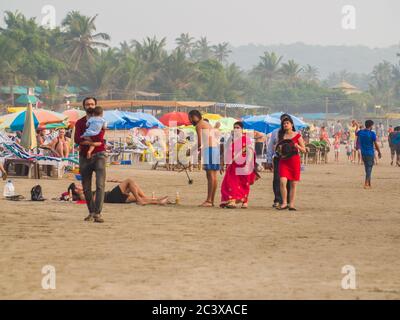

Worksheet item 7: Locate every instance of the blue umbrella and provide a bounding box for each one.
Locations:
[121,112,164,129]
[243,115,281,134]
[270,112,308,129]
[104,110,128,130]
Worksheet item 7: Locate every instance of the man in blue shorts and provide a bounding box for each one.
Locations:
[356,120,382,189]
[189,110,220,207]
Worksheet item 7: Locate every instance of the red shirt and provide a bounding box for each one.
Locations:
[74,116,106,157]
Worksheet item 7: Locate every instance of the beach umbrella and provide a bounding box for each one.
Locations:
[121,112,165,129]
[203,113,223,121]
[0,110,40,132]
[20,104,37,150]
[159,112,191,127]
[15,94,39,105]
[0,109,66,131]
[209,117,238,132]
[33,109,67,125]
[63,109,86,127]
[104,110,128,130]
[38,122,68,130]
[270,112,309,129]
[242,115,281,134]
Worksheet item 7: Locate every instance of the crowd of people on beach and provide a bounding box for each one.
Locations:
[1,96,399,223]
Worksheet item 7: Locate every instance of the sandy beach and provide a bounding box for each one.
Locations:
[0,150,399,300]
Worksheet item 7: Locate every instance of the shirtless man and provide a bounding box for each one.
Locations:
[188,110,220,207]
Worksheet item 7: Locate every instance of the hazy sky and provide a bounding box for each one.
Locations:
[1,0,399,48]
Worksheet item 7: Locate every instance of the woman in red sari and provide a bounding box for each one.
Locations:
[220,122,258,209]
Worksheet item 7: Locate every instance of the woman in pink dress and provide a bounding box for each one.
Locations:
[220,122,259,209]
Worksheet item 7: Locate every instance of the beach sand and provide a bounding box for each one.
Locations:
[0,150,399,300]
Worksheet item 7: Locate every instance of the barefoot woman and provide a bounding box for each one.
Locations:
[276,117,306,211]
[220,122,258,209]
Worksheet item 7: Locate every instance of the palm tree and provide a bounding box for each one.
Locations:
[115,51,150,99]
[224,63,246,101]
[280,60,303,86]
[212,42,232,64]
[132,36,167,66]
[88,48,118,98]
[157,49,200,97]
[175,33,195,57]
[61,11,110,71]
[370,61,393,109]
[371,61,392,91]
[302,64,319,83]
[252,51,283,86]
[194,37,212,61]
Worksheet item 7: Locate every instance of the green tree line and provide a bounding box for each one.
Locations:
[1,10,400,115]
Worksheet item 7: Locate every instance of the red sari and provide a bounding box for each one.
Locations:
[220,134,257,206]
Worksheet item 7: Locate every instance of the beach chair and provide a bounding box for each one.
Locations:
[305,143,319,164]
[320,145,330,164]
[1,142,78,178]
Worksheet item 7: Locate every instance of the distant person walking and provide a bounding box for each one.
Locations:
[388,126,400,166]
[356,120,382,189]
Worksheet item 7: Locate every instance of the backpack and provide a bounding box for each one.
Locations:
[31,185,45,201]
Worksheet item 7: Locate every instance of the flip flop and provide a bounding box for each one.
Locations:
[289,207,297,211]
[199,201,214,207]
[276,205,289,210]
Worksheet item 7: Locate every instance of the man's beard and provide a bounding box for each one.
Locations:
[85,107,95,115]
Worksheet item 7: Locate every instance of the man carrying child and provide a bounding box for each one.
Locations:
[74,97,107,223]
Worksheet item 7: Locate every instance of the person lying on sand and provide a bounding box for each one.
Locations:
[66,179,170,206]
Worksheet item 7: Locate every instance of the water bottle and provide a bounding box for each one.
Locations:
[175,192,180,205]
[3,180,15,197]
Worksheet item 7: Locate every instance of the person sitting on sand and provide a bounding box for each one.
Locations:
[67,179,169,205]
[45,129,71,158]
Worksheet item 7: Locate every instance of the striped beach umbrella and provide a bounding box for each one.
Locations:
[63,109,86,127]
[0,109,66,131]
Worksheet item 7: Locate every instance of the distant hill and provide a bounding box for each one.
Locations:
[229,42,399,79]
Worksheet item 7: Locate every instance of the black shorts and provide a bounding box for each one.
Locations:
[104,186,128,203]
[255,142,264,156]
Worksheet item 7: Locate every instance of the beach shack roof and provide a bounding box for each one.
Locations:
[331,81,361,94]
[69,100,216,109]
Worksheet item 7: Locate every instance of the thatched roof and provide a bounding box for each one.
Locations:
[331,81,358,90]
